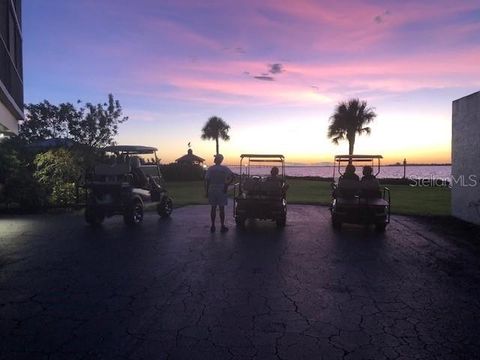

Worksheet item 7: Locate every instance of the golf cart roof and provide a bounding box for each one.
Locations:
[240,154,285,163]
[240,154,284,159]
[103,145,158,154]
[334,155,383,162]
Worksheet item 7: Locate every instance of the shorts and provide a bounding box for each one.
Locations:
[208,184,228,206]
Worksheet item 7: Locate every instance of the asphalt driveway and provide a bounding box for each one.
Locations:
[1,205,480,359]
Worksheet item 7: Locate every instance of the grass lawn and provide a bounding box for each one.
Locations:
[386,184,451,216]
[166,179,451,217]
[167,181,208,207]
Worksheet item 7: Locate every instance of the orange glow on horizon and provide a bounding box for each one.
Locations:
[143,143,451,166]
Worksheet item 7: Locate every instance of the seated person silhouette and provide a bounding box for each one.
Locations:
[337,164,359,197]
[267,166,281,181]
[341,164,359,181]
[130,156,149,189]
[360,165,381,198]
[266,166,289,195]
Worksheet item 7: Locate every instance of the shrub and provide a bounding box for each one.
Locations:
[0,141,46,210]
[50,182,77,207]
[0,141,21,182]
[34,149,83,207]
[4,171,46,210]
[160,163,205,181]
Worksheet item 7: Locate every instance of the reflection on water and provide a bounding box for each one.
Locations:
[229,165,451,179]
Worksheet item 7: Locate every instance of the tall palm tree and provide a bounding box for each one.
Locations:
[327,98,377,156]
[201,116,230,155]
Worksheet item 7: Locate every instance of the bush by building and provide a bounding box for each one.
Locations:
[160,163,205,181]
[34,148,83,207]
[0,141,46,210]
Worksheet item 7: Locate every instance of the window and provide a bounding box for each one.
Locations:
[8,9,15,56]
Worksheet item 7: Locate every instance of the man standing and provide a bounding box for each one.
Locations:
[205,154,233,233]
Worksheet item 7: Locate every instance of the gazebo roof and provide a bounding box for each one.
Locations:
[176,149,205,163]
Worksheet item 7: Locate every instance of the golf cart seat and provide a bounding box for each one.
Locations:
[336,178,359,198]
[360,179,382,198]
[242,177,261,193]
[242,178,284,197]
[129,156,150,188]
[140,165,161,179]
[358,197,389,206]
[94,163,131,183]
[260,179,285,196]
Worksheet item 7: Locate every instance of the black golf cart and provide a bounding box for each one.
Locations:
[330,155,390,231]
[84,145,173,226]
[233,154,288,228]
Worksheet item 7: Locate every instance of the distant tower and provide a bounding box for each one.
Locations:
[0,0,24,137]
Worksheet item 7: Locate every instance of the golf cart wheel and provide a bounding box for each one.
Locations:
[124,199,144,225]
[157,197,173,218]
[235,216,246,227]
[276,216,286,228]
[85,207,104,226]
[331,215,342,230]
[375,223,387,232]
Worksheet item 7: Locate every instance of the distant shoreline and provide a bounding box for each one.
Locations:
[226,163,452,167]
[384,163,451,167]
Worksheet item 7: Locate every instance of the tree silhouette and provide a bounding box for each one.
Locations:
[201,116,230,155]
[20,94,128,148]
[327,98,376,156]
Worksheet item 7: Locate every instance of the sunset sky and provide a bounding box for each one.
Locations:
[23,0,480,164]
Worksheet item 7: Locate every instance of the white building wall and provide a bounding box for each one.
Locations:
[0,100,19,134]
[452,91,480,225]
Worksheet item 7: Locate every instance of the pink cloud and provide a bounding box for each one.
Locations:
[245,0,480,52]
[142,18,221,52]
[121,44,480,106]
[53,0,480,107]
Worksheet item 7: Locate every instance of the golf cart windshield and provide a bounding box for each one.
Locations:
[239,154,285,178]
[333,155,383,179]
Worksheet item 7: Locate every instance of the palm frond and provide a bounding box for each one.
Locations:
[331,135,344,145]
[327,98,377,151]
[359,127,371,135]
[201,115,231,143]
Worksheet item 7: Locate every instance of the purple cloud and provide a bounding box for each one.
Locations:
[254,75,275,81]
[269,63,284,74]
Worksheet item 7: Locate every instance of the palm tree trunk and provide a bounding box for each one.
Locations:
[348,137,355,164]
[348,140,354,155]
[215,137,219,155]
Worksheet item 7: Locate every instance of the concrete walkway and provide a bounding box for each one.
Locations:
[1,205,480,359]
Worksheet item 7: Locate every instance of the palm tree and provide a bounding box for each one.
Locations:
[327,98,376,156]
[201,116,230,155]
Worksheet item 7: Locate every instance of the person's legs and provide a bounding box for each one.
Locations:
[219,206,225,226]
[219,206,228,232]
[210,205,217,232]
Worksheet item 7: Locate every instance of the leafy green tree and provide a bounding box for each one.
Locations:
[20,94,128,148]
[327,98,377,156]
[201,116,230,155]
[21,101,80,142]
[68,94,128,148]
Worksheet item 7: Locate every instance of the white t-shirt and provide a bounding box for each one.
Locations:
[206,164,233,186]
